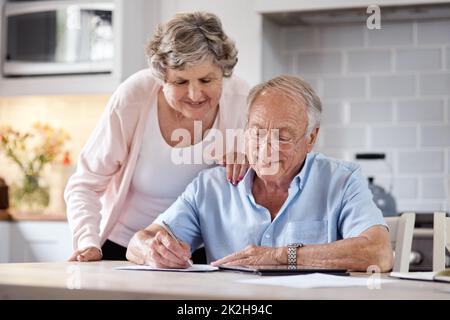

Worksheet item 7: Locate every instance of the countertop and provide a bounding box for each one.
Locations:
[0,209,66,221]
[0,261,450,299]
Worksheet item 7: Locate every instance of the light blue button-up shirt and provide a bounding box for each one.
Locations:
[154,152,386,263]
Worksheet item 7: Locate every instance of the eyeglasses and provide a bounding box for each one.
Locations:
[245,128,303,151]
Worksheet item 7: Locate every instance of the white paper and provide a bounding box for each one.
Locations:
[389,271,436,281]
[115,264,219,272]
[238,273,396,289]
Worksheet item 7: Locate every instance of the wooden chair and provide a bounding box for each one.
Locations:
[385,212,415,272]
[432,211,450,271]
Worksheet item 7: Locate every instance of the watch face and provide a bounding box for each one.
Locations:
[288,243,303,248]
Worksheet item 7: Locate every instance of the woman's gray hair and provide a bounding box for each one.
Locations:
[146,12,238,81]
[247,75,322,135]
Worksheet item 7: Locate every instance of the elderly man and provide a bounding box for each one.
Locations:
[126,75,393,272]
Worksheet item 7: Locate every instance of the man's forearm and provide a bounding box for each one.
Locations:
[280,235,392,272]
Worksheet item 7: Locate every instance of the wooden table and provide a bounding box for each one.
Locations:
[0,261,449,299]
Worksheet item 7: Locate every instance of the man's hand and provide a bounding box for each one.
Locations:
[211,245,285,266]
[218,152,249,185]
[68,247,102,262]
[126,229,192,268]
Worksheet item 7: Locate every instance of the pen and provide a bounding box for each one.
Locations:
[161,221,193,266]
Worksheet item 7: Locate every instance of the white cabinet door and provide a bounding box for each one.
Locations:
[0,221,10,263]
[9,221,72,263]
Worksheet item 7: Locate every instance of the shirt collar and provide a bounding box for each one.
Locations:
[297,152,315,190]
[240,167,255,196]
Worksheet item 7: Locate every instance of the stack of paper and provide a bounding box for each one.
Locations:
[390,269,450,282]
[238,273,396,289]
[115,264,219,272]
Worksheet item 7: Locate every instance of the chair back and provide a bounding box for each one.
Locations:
[432,211,450,271]
[385,212,415,272]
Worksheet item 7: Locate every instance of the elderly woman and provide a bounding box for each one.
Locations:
[126,75,394,272]
[65,12,249,262]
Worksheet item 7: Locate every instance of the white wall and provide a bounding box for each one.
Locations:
[262,18,289,81]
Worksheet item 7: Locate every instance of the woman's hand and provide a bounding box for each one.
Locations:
[68,247,102,262]
[126,229,192,268]
[219,152,249,185]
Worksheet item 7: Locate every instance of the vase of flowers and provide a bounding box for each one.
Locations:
[0,123,70,213]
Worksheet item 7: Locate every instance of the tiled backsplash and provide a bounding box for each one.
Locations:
[271,18,450,212]
[0,95,108,213]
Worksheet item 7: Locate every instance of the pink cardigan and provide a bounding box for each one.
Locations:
[64,69,250,251]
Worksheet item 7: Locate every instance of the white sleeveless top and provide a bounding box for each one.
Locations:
[109,102,219,247]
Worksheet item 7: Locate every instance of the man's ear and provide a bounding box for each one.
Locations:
[306,127,320,151]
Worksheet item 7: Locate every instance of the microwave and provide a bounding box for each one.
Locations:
[2,1,114,76]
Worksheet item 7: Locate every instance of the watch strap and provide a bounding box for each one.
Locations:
[287,243,304,268]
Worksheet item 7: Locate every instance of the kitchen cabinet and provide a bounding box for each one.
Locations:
[0,0,160,96]
[0,221,10,263]
[254,0,450,13]
[3,221,72,263]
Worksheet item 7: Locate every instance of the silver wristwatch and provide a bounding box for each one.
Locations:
[287,243,304,268]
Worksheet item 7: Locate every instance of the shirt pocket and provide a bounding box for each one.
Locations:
[284,220,328,245]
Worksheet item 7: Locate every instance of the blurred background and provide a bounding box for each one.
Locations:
[0,0,449,269]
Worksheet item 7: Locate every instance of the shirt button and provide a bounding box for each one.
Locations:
[265,234,271,239]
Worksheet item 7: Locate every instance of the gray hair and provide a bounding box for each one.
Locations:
[146,12,238,81]
[247,75,322,135]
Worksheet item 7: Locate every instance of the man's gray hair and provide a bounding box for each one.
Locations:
[247,75,322,135]
[146,12,238,81]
